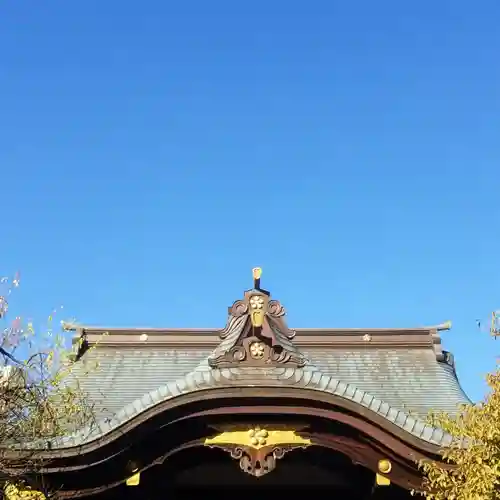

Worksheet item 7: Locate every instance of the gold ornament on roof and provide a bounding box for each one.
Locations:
[252,267,262,289]
[376,458,392,486]
[205,426,310,450]
[204,426,311,478]
[250,296,264,309]
[249,341,265,359]
[248,428,268,446]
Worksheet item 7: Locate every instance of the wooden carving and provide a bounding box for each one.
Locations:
[204,426,311,478]
[208,269,307,368]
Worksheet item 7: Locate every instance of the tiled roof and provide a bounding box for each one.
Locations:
[43,339,469,450]
[306,347,468,416]
[70,345,468,424]
[48,276,469,453]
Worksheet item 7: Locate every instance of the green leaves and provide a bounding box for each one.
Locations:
[420,367,500,500]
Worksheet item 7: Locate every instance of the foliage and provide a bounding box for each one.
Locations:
[419,365,500,500]
[0,272,98,496]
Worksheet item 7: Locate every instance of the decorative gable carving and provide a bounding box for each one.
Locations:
[208,268,307,369]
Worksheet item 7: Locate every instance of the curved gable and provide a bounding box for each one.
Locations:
[53,269,468,456]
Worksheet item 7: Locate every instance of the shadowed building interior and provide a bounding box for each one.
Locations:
[2,269,469,499]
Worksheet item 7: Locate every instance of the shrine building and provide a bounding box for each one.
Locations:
[4,269,470,499]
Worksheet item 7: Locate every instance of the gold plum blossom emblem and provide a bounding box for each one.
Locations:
[248,427,268,446]
[249,296,264,310]
[249,341,265,359]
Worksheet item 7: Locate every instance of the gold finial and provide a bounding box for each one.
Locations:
[252,267,262,289]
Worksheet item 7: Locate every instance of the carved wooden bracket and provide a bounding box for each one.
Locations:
[208,269,307,368]
[204,426,311,478]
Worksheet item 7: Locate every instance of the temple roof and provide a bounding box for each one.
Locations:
[56,269,470,451]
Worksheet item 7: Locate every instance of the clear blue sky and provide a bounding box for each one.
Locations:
[1,1,499,402]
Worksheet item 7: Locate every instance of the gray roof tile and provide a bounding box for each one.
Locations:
[69,343,468,422]
[52,334,470,452]
[44,356,465,451]
[305,348,469,416]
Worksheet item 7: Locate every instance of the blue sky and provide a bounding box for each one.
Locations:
[1,1,499,402]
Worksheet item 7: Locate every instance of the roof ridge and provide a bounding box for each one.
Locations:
[68,323,451,335]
